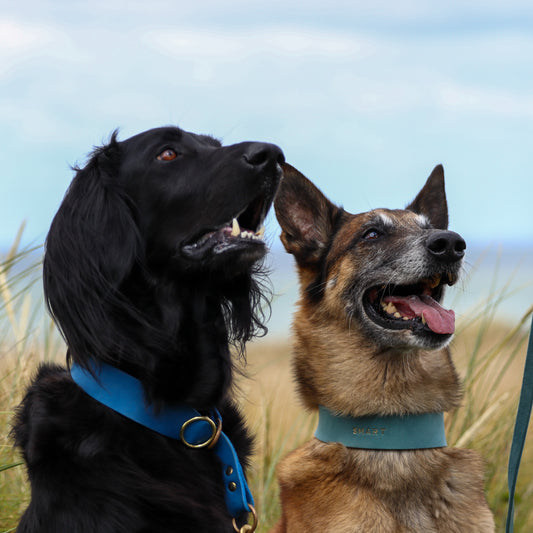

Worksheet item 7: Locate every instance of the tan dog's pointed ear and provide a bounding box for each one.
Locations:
[274,163,341,265]
[406,164,449,230]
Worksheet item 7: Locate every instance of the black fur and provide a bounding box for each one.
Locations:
[12,126,284,532]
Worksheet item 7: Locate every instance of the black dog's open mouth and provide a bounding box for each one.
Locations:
[182,192,270,258]
[363,272,459,336]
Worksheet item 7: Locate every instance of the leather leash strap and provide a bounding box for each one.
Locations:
[506,315,533,533]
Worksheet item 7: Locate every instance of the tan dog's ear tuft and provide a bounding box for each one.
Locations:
[274,163,341,266]
[406,164,449,230]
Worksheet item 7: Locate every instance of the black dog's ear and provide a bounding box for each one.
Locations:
[43,132,142,366]
[406,164,449,230]
[274,163,341,265]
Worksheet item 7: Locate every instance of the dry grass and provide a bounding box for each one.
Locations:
[1,237,532,532]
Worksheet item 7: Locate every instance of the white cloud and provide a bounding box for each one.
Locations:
[326,70,533,119]
[438,83,533,117]
[0,18,75,79]
[0,18,60,51]
[141,24,533,119]
[143,26,374,60]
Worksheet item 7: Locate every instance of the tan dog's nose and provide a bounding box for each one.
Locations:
[426,231,466,263]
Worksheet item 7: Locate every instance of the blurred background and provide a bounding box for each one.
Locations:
[2,0,531,333]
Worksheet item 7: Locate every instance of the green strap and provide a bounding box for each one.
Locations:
[506,315,533,533]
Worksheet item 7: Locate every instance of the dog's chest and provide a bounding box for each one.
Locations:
[276,440,493,533]
[15,366,249,532]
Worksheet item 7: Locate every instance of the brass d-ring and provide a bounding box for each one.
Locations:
[207,416,222,449]
[180,416,217,449]
[232,504,258,533]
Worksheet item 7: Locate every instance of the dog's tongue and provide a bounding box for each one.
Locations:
[383,295,455,334]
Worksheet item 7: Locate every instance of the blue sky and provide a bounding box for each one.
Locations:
[1,0,533,252]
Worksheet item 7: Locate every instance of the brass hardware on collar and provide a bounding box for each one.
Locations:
[180,416,220,449]
[232,504,258,533]
[207,415,223,449]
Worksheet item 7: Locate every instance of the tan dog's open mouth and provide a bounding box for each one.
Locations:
[363,272,458,336]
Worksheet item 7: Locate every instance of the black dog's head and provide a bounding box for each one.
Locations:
[43,126,284,407]
[117,127,284,274]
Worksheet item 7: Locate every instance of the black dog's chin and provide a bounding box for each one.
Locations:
[181,230,267,272]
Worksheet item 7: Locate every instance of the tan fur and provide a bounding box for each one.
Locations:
[271,164,494,532]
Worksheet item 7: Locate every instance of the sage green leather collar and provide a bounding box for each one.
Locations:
[315,405,447,450]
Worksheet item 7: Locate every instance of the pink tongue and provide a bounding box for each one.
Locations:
[383,295,455,334]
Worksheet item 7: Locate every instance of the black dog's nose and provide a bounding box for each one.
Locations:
[243,143,285,169]
[426,231,466,263]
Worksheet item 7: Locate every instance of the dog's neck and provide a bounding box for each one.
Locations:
[91,273,235,409]
[291,315,463,418]
[83,260,266,410]
[69,361,255,522]
[314,405,447,450]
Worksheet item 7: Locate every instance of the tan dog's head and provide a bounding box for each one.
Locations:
[275,164,464,414]
[275,164,465,351]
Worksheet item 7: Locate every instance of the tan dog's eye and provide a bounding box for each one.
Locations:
[157,149,178,161]
[362,229,381,241]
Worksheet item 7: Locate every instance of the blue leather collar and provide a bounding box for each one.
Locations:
[70,362,254,526]
[315,405,447,450]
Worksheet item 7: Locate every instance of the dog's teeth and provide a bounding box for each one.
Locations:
[231,218,241,237]
[255,226,265,238]
[421,314,427,325]
[394,312,401,319]
[382,302,398,315]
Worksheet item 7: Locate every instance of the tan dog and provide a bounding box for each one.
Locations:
[271,164,494,533]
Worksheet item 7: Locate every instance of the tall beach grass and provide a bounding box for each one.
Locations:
[0,234,532,532]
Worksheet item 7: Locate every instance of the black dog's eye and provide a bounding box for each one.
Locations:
[157,149,178,161]
[362,229,382,241]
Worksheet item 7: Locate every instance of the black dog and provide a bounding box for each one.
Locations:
[12,126,284,532]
